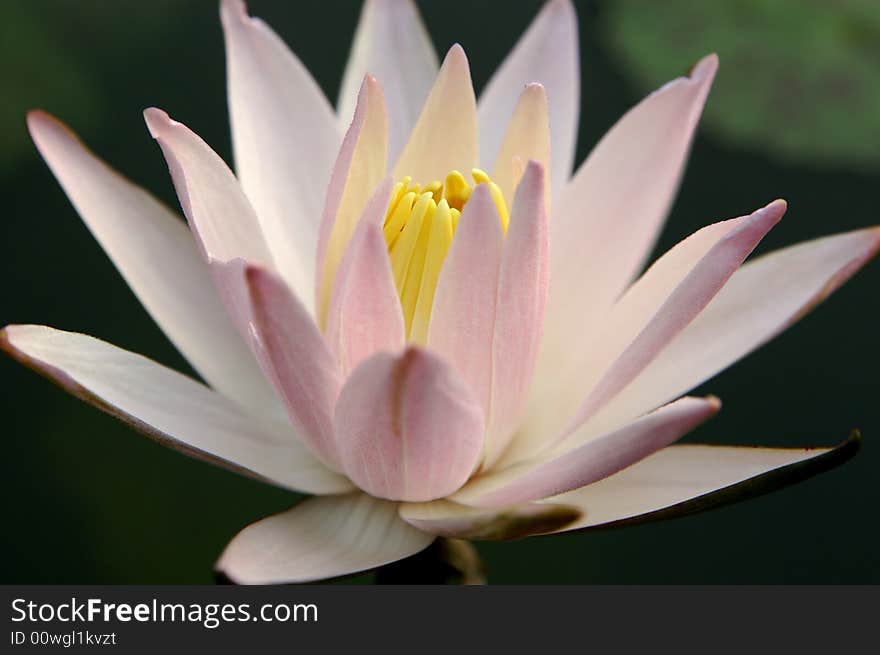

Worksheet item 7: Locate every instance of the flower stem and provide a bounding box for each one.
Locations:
[373,538,486,585]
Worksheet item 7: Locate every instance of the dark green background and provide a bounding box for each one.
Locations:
[1,0,877,583]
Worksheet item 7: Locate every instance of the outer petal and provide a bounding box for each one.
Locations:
[316,76,388,326]
[454,396,719,508]
[583,227,880,435]
[491,83,551,206]
[514,199,783,463]
[244,266,343,471]
[217,493,433,584]
[399,499,581,540]
[535,55,717,424]
[392,45,478,184]
[484,162,549,467]
[0,325,351,494]
[334,348,485,502]
[427,185,503,417]
[325,179,404,376]
[338,0,438,162]
[543,434,861,532]
[566,201,783,433]
[144,108,273,268]
[26,111,277,415]
[221,0,340,310]
[478,0,578,197]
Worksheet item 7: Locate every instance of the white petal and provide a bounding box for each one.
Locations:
[399,499,580,540]
[144,108,273,268]
[26,111,278,415]
[338,0,438,162]
[583,227,880,436]
[1,325,351,495]
[513,199,781,464]
[478,0,579,198]
[544,435,860,531]
[533,56,717,431]
[221,0,340,310]
[217,493,434,583]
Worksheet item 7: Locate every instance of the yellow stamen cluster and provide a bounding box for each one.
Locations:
[384,169,509,343]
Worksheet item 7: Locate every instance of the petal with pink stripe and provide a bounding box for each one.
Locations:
[325,179,404,376]
[244,266,343,471]
[427,185,504,417]
[483,161,549,467]
[334,348,485,502]
[315,75,388,325]
[583,227,880,435]
[513,199,783,463]
[454,396,719,508]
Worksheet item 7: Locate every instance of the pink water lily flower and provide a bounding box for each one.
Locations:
[5,0,877,584]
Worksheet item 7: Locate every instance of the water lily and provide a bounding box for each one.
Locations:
[4,0,876,584]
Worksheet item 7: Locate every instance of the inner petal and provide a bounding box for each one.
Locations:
[384,169,509,343]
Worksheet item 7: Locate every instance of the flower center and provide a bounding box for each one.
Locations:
[384,169,509,343]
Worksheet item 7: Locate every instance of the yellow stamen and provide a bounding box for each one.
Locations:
[410,199,454,343]
[389,192,434,291]
[383,191,416,249]
[472,168,510,232]
[381,169,509,342]
[444,170,472,211]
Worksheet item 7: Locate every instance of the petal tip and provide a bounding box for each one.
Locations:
[142,107,173,139]
[219,0,247,21]
[760,198,788,224]
[26,109,67,145]
[691,53,719,81]
[26,108,53,131]
[444,43,469,69]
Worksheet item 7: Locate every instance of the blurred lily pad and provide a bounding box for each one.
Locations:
[603,0,880,170]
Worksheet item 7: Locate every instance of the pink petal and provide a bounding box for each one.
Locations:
[337,0,438,162]
[244,266,343,471]
[315,75,388,326]
[454,396,719,508]
[514,199,783,463]
[334,348,485,502]
[544,435,860,532]
[1,325,351,494]
[221,0,341,311]
[567,200,785,432]
[483,162,550,467]
[392,44,477,184]
[217,493,433,584]
[399,499,581,540]
[533,55,717,439]
[143,108,273,268]
[427,185,503,418]
[491,83,551,207]
[583,227,880,435]
[26,111,278,416]
[478,0,579,197]
[325,179,404,376]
